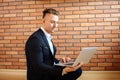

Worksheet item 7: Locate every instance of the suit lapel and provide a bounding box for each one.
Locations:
[38,29,56,56]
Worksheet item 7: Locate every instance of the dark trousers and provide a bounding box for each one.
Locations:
[49,68,82,80]
[61,68,82,80]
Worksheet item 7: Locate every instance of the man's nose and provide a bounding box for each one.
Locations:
[54,22,58,28]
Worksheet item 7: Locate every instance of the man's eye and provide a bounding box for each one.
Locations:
[50,21,58,24]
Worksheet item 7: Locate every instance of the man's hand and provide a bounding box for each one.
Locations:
[60,57,71,63]
[64,62,84,73]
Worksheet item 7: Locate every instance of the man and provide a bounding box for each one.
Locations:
[25,8,83,80]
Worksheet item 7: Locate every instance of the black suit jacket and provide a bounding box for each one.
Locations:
[25,29,64,80]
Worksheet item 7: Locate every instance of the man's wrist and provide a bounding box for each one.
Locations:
[62,68,67,75]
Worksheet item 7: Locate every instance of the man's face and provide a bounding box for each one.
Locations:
[43,13,59,34]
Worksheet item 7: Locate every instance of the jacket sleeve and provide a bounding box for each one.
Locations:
[25,36,64,77]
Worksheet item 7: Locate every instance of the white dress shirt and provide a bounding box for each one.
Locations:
[41,27,54,55]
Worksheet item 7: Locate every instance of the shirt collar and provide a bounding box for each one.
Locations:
[41,27,52,40]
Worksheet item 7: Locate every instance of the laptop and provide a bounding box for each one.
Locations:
[54,47,97,67]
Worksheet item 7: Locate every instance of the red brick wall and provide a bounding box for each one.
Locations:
[0,0,120,70]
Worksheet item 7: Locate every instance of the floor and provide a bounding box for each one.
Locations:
[0,69,120,80]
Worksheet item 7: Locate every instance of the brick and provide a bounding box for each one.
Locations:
[74,27,88,30]
[17,5,29,9]
[59,3,72,7]
[91,59,105,63]
[112,22,120,26]
[96,5,110,9]
[17,13,29,17]
[44,4,58,8]
[4,44,16,47]
[104,43,118,46]
[60,51,74,55]
[23,17,36,20]
[113,55,120,58]
[104,1,118,5]
[104,18,118,21]
[66,47,80,51]
[88,18,103,22]
[3,0,15,2]
[73,2,87,6]
[57,47,65,51]
[50,0,64,3]
[89,26,104,30]
[4,14,16,17]
[98,63,112,66]
[81,23,95,26]
[104,10,119,13]
[11,47,24,51]
[19,59,26,62]
[96,31,111,34]
[4,6,16,10]
[105,51,120,55]
[112,38,120,42]
[91,67,105,70]
[4,36,16,40]
[9,1,22,5]
[73,35,87,38]
[59,19,72,23]
[11,40,23,44]
[73,11,88,14]
[73,19,87,23]
[89,10,103,14]
[23,9,36,12]
[60,11,72,15]
[80,14,95,18]
[81,31,95,34]
[22,1,35,4]
[0,29,4,32]
[58,27,73,31]
[74,43,88,47]
[96,14,110,17]
[88,2,103,5]
[58,35,72,39]
[111,13,120,17]
[10,17,22,21]
[88,35,103,38]
[89,43,103,46]
[0,62,12,65]
[65,0,79,2]
[65,7,79,10]
[111,5,120,9]
[113,63,120,67]
[112,47,120,51]
[6,66,19,69]
[106,59,120,62]
[13,62,26,66]
[66,31,80,35]
[98,55,113,59]
[99,47,111,50]
[81,39,95,42]
[80,6,95,10]
[66,23,80,27]
[84,63,97,67]
[58,43,72,47]
[6,59,18,62]
[0,40,10,43]
[10,25,23,29]
[112,30,120,34]
[65,15,79,19]
[66,39,80,43]
[104,34,118,38]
